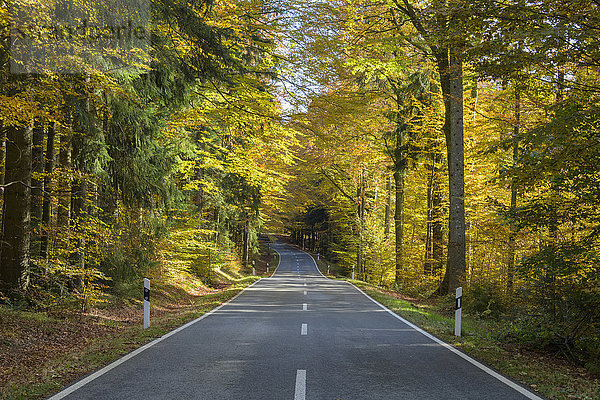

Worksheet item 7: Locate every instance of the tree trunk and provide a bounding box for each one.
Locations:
[356,170,365,277]
[393,168,405,286]
[242,219,249,267]
[30,121,45,254]
[40,122,56,258]
[436,47,466,295]
[393,97,407,286]
[384,174,391,238]
[57,126,72,228]
[425,150,443,275]
[0,123,6,214]
[71,134,88,222]
[195,167,204,215]
[0,124,6,233]
[0,124,33,292]
[507,89,520,293]
[70,85,91,283]
[432,177,444,275]
[546,71,564,319]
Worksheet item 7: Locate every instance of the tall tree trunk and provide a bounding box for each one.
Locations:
[384,174,391,238]
[393,101,407,286]
[40,122,56,258]
[57,125,72,228]
[242,218,249,267]
[431,169,444,275]
[0,124,6,233]
[546,70,564,319]
[70,85,91,284]
[507,89,520,293]
[71,135,88,222]
[195,168,204,215]
[425,151,443,275]
[0,124,33,292]
[393,168,405,286]
[435,48,466,295]
[30,121,45,254]
[425,169,433,273]
[356,170,365,277]
[548,70,564,242]
[446,49,466,293]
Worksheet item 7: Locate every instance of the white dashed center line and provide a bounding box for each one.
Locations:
[303,303,307,311]
[303,290,307,295]
[301,323,307,335]
[295,370,306,400]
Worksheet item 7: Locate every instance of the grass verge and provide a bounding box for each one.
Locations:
[351,280,600,400]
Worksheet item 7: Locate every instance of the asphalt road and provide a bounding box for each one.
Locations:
[49,242,543,400]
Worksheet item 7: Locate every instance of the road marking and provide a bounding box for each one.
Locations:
[295,247,326,278]
[303,303,307,311]
[47,279,264,400]
[295,369,306,400]
[350,283,545,400]
[304,282,306,286]
[301,323,307,335]
[303,290,307,295]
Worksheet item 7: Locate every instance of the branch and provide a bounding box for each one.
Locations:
[319,168,356,203]
[0,180,72,194]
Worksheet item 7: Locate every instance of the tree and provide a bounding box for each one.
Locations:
[387,0,471,294]
[1,123,33,292]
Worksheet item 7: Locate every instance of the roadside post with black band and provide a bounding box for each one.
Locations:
[455,286,462,337]
[144,278,150,329]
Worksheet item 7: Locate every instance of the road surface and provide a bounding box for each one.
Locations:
[49,242,543,400]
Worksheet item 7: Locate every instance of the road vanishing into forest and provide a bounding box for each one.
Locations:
[48,242,544,400]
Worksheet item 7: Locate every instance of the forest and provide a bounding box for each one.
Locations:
[0,0,599,397]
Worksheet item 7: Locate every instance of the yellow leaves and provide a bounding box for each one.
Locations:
[161,108,209,140]
[0,95,40,125]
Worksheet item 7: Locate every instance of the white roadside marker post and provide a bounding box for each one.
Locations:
[143,278,150,329]
[352,265,355,280]
[267,262,269,273]
[455,286,463,337]
[252,260,255,276]
[317,252,320,260]
[327,265,330,275]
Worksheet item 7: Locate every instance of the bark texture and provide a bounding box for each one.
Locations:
[0,124,33,292]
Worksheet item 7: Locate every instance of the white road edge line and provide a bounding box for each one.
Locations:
[269,244,283,276]
[47,279,264,400]
[303,303,307,311]
[292,243,543,400]
[301,323,308,335]
[295,247,326,278]
[295,369,306,400]
[350,283,545,400]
